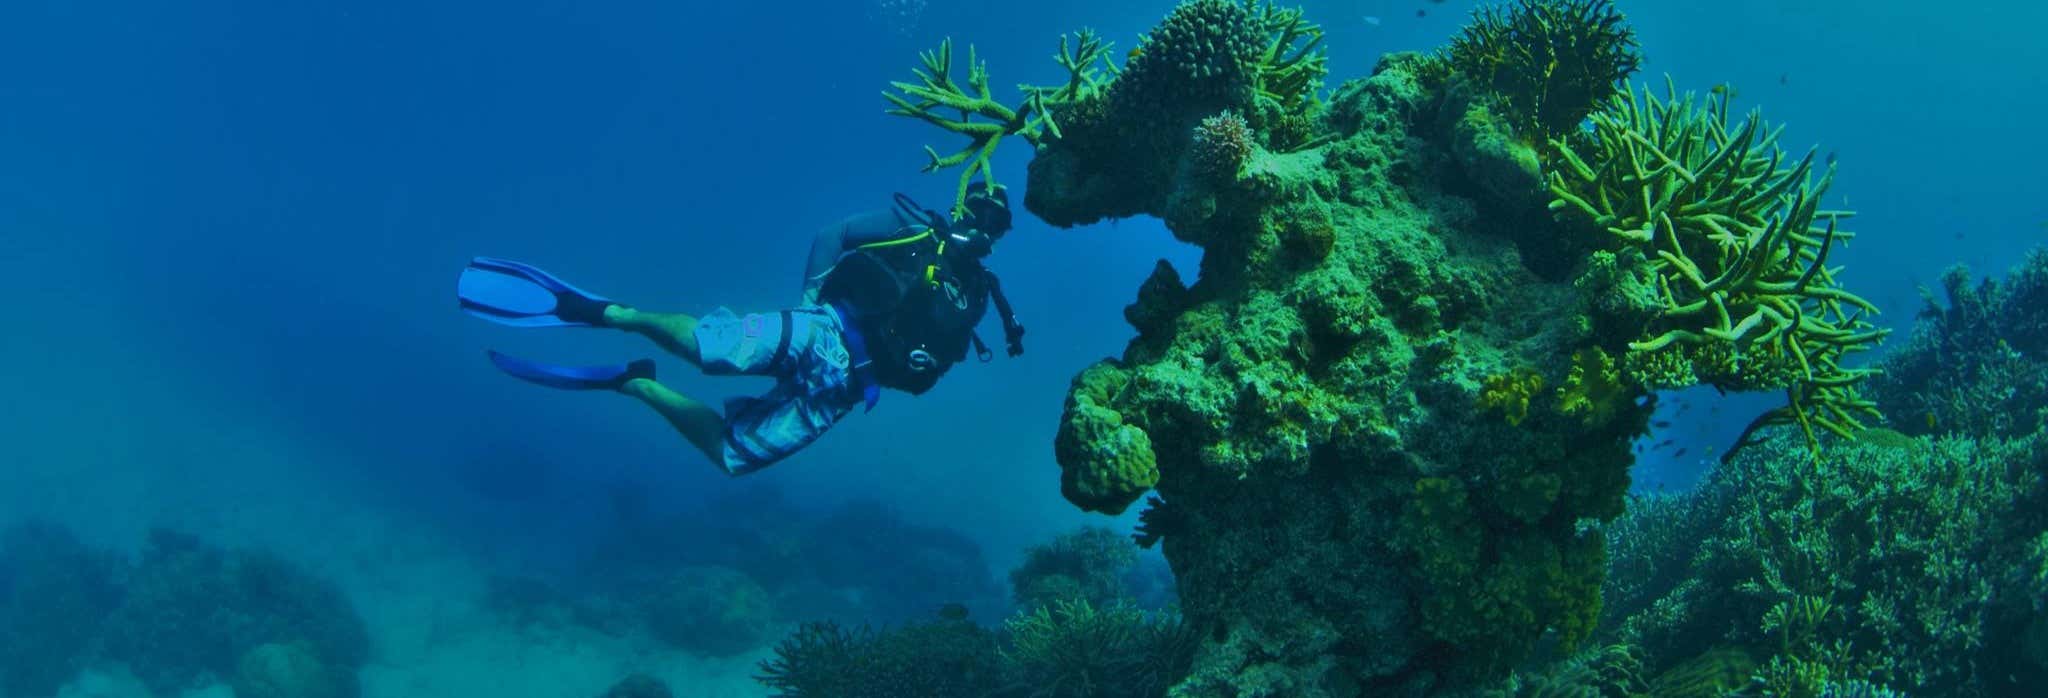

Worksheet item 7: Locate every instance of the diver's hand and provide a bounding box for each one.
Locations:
[1005,324,1026,357]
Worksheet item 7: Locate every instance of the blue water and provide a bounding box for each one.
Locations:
[4,0,2046,694]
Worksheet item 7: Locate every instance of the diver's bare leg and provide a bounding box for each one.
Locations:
[619,377,732,475]
[603,307,702,367]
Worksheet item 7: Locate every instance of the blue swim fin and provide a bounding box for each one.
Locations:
[487,351,655,390]
[459,257,615,328]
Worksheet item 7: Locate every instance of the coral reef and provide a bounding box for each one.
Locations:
[586,490,1004,629]
[755,619,1004,698]
[1003,599,1197,698]
[1483,644,1647,698]
[1023,0,1329,228]
[0,522,122,698]
[1547,79,1888,455]
[886,0,1886,692]
[1599,428,2048,696]
[1008,526,1140,611]
[0,525,367,697]
[634,565,778,658]
[1438,0,1641,141]
[596,673,674,698]
[1587,249,2048,697]
[231,642,354,698]
[754,602,1195,698]
[1030,14,1660,690]
[102,528,368,697]
[1867,248,2048,440]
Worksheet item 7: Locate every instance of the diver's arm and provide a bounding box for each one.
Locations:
[801,210,911,305]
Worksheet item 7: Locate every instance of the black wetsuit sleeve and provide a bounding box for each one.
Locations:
[802,209,911,304]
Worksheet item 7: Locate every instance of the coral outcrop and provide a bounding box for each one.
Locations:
[232,642,355,698]
[755,619,1005,698]
[0,522,122,698]
[1598,430,2047,697]
[755,603,1195,698]
[597,673,674,698]
[635,565,778,658]
[1018,4,1660,690]
[1587,249,2048,698]
[1867,249,2048,440]
[102,529,368,697]
[878,0,1886,693]
[1008,526,1140,611]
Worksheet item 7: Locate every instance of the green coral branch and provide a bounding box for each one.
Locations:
[1021,28,1118,140]
[887,32,1125,216]
[884,38,1045,216]
[1552,78,1889,454]
[1245,0,1327,110]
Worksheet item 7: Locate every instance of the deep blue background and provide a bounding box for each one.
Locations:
[4,0,2044,572]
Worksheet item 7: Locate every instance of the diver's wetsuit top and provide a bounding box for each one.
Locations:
[802,208,1002,395]
[801,209,918,303]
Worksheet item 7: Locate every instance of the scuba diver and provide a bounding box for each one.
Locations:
[457,183,1025,476]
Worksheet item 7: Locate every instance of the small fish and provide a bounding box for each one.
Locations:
[1128,46,1144,61]
[1364,15,1382,26]
[1710,83,1739,100]
[1677,403,1692,413]
[1825,151,1838,167]
[937,603,970,621]
[1416,9,1428,18]
[1955,232,1966,241]
[1704,445,1716,456]
[1673,448,1688,458]
[1779,73,1789,85]
[1926,412,1938,429]
[1653,420,1671,428]
[1655,438,1676,448]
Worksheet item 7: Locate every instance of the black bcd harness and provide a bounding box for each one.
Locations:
[816,193,1026,394]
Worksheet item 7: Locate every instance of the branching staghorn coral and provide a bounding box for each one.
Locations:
[1021,28,1119,136]
[1001,598,1195,698]
[1246,0,1327,113]
[885,32,1117,216]
[1548,78,1888,454]
[1599,429,2046,697]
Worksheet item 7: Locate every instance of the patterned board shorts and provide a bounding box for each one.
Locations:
[693,305,863,474]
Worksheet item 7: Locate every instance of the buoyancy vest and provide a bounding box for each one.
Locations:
[817,198,1021,394]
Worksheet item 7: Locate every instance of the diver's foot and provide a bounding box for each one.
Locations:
[554,291,615,327]
[617,359,657,388]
